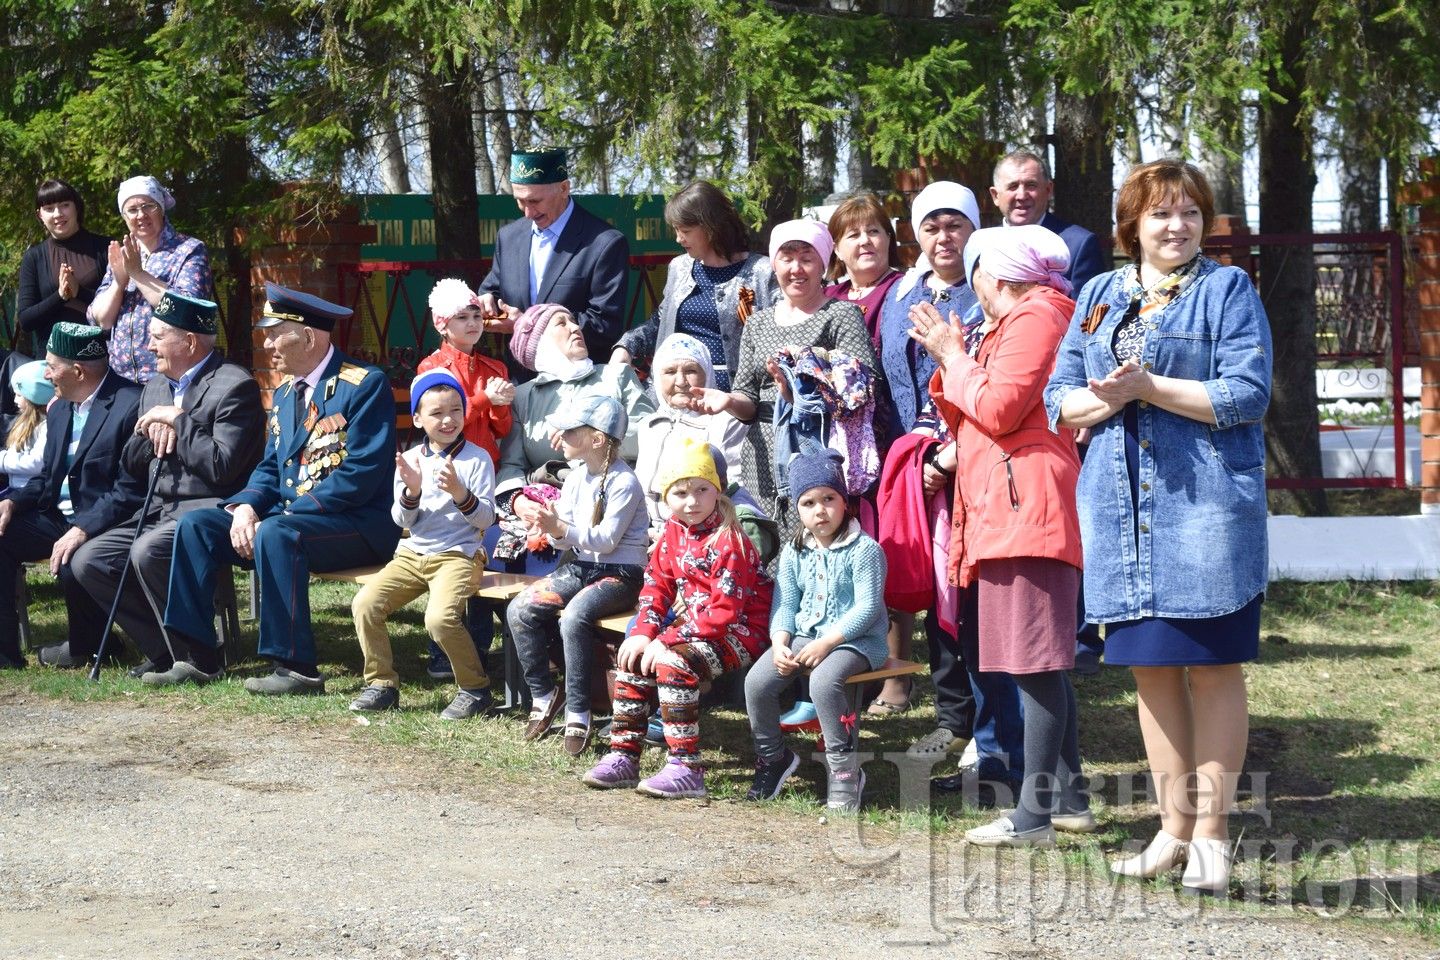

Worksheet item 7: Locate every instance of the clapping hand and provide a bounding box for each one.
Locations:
[484,377,515,407]
[395,451,422,497]
[436,455,468,501]
[57,262,77,300]
[106,241,130,286]
[906,301,964,367]
[1088,360,1154,406]
[531,500,564,538]
[119,234,144,277]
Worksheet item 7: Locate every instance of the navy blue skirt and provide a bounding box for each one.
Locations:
[1107,402,1261,666]
[1104,594,1262,666]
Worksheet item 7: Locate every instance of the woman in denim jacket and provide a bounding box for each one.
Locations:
[1044,160,1272,898]
[612,181,779,390]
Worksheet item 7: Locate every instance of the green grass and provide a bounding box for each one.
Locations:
[4,573,1438,938]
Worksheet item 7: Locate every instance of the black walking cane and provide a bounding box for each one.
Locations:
[88,457,163,682]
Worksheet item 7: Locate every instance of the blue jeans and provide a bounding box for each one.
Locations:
[506,560,643,715]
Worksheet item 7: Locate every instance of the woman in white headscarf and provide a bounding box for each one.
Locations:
[634,333,748,532]
[87,175,213,383]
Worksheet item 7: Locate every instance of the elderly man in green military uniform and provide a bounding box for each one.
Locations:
[164,283,400,695]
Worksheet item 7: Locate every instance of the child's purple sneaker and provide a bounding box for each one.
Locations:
[582,752,640,790]
[636,758,707,799]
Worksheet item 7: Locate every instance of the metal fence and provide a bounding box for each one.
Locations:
[1203,231,1413,489]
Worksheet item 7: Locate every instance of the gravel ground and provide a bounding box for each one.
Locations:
[0,691,1433,960]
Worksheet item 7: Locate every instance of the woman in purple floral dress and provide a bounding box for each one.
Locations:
[87,175,214,383]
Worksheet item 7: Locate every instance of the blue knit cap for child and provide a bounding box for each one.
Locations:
[787,448,847,500]
[410,368,467,417]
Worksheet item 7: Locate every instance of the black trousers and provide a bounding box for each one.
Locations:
[928,582,978,738]
[0,508,112,661]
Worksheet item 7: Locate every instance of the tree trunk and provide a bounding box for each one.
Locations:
[486,68,514,194]
[749,98,802,237]
[377,108,411,195]
[1337,124,1381,233]
[472,73,495,195]
[845,97,879,192]
[420,65,481,262]
[1198,103,1247,219]
[813,119,838,198]
[1259,19,1326,515]
[217,133,253,366]
[1052,85,1115,247]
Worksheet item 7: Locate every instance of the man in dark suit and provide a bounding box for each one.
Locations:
[0,323,144,668]
[990,150,1110,294]
[165,283,400,695]
[70,291,264,684]
[477,149,630,369]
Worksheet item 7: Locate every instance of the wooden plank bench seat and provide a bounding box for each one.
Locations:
[783,657,928,751]
[308,568,926,740]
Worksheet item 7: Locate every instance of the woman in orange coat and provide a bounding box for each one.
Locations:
[909,224,1089,847]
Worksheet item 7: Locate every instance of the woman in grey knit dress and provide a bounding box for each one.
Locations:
[693,219,880,541]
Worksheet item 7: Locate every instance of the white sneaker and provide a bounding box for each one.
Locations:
[965,815,1056,848]
[956,737,979,769]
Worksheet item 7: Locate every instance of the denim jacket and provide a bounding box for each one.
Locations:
[617,252,780,374]
[1043,258,1272,622]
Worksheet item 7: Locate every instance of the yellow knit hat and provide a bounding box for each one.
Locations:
[655,436,722,496]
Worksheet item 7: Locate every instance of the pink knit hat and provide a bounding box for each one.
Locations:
[511,303,571,371]
[768,219,834,268]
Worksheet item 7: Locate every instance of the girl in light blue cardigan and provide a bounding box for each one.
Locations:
[743,450,888,812]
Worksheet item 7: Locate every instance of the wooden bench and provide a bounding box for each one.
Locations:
[309,569,926,743]
[783,657,928,751]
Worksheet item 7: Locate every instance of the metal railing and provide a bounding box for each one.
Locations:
[1203,232,1412,490]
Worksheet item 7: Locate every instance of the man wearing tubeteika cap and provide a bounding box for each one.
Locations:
[477,148,630,371]
[70,291,264,685]
[165,283,399,695]
[0,322,144,669]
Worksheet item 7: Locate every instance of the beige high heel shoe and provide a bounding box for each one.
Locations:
[1181,836,1233,897]
[1109,829,1189,878]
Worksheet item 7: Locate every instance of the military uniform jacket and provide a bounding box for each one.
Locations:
[225,350,398,556]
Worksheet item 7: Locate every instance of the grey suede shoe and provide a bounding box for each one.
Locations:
[245,667,326,696]
[440,688,492,720]
[141,661,222,688]
[349,685,399,711]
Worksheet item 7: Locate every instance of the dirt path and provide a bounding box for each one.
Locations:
[0,692,1431,960]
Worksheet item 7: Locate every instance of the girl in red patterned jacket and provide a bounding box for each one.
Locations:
[582,438,773,799]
